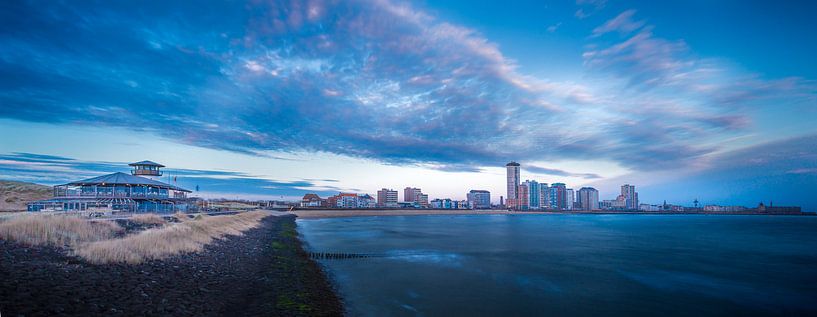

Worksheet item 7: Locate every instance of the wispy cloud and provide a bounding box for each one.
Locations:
[0,153,349,198]
[590,134,817,210]
[575,0,607,19]
[591,10,645,37]
[525,165,602,179]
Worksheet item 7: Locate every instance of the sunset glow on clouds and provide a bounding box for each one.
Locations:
[1,1,815,209]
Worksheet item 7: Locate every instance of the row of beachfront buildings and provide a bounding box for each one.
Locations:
[505,162,640,211]
[26,160,801,214]
[503,162,802,213]
[300,188,493,210]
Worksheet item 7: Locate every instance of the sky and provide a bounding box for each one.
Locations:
[1,0,815,210]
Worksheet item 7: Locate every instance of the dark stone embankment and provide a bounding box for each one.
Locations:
[0,214,343,316]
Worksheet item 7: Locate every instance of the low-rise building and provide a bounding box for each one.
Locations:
[27,161,192,213]
[430,198,466,209]
[703,205,747,212]
[358,194,376,208]
[301,193,325,207]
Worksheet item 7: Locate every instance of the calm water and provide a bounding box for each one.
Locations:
[297,214,817,316]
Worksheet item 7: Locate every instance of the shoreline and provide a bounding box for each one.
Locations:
[0,214,343,316]
[290,209,815,219]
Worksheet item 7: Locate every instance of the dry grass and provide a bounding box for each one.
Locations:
[75,211,270,264]
[0,212,25,221]
[0,213,122,247]
[173,212,191,222]
[0,180,52,212]
[130,213,166,225]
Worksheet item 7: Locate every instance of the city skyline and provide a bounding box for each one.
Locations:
[1,1,816,210]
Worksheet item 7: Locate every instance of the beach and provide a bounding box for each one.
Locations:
[290,209,548,218]
[289,209,813,219]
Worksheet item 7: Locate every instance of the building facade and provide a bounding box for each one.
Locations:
[377,188,398,207]
[404,187,421,203]
[506,162,520,209]
[539,183,550,210]
[27,161,192,213]
[403,187,427,207]
[300,193,325,207]
[565,188,574,211]
[524,180,540,209]
[430,199,468,209]
[577,187,599,211]
[467,190,491,209]
[621,184,638,210]
[517,183,530,210]
[550,183,566,210]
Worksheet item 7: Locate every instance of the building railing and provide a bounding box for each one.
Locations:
[54,192,186,199]
[132,169,163,176]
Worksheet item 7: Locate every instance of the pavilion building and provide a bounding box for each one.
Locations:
[27,161,192,213]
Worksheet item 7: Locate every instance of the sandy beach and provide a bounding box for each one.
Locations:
[290,209,552,219]
[289,209,816,219]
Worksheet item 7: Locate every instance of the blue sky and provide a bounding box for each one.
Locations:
[0,0,815,210]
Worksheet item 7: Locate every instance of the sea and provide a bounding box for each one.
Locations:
[297,214,817,316]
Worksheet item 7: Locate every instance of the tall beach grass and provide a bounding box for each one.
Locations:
[0,213,121,247]
[130,213,167,225]
[75,211,269,264]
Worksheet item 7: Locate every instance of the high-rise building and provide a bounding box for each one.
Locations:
[565,188,574,211]
[577,187,599,211]
[523,180,540,209]
[506,162,520,209]
[621,184,638,210]
[404,187,422,203]
[467,190,491,209]
[517,183,529,210]
[539,183,550,209]
[377,188,398,207]
[550,183,566,210]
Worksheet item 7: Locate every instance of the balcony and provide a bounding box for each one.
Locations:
[53,185,185,200]
[132,169,163,176]
[56,192,171,199]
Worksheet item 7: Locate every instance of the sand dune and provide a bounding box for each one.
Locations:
[0,180,52,212]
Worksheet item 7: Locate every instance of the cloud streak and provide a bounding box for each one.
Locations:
[0,153,347,198]
[525,166,602,179]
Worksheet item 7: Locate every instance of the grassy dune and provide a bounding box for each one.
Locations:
[130,213,167,225]
[0,213,121,246]
[0,211,270,264]
[76,211,269,264]
[0,180,52,212]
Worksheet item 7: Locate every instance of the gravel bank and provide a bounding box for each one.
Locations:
[0,214,342,316]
